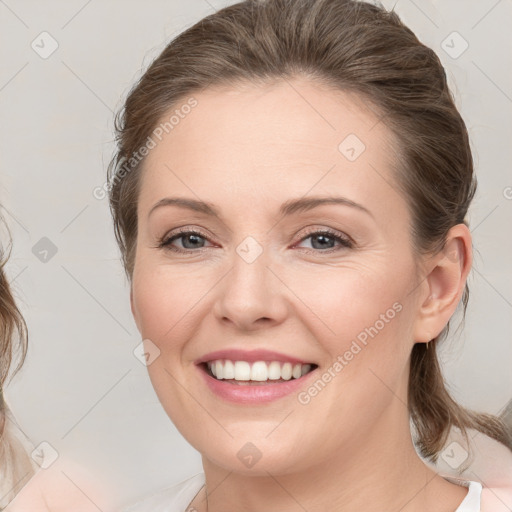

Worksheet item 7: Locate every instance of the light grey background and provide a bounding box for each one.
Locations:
[1,0,511,508]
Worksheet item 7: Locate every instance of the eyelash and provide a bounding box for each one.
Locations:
[157,227,354,255]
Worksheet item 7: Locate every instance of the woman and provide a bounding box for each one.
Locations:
[107,0,512,510]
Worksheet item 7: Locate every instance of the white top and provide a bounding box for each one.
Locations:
[123,473,482,512]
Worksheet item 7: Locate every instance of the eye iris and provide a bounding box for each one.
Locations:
[182,233,204,249]
[311,233,334,249]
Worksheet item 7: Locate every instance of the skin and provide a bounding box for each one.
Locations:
[5,457,114,512]
[130,77,472,512]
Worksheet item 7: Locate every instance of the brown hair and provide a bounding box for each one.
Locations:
[0,225,34,505]
[107,0,512,461]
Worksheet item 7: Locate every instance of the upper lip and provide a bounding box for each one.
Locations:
[195,349,314,365]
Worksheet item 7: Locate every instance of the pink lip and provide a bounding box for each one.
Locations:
[197,364,318,404]
[195,349,312,365]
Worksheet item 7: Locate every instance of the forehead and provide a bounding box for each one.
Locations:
[140,78,403,215]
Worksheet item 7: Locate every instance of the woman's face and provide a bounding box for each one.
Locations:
[131,78,426,475]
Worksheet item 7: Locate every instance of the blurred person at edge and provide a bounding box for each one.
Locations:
[0,223,115,511]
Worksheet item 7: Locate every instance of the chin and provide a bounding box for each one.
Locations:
[192,433,318,476]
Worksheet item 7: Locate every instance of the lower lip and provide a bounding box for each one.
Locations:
[197,365,317,404]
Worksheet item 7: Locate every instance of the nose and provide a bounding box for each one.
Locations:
[212,244,288,332]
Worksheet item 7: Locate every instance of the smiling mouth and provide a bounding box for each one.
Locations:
[202,360,318,385]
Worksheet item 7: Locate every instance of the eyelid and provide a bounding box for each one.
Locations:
[296,226,353,243]
[158,227,213,252]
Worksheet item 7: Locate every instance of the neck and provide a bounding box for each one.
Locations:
[194,400,467,512]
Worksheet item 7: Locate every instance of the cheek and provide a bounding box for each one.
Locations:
[131,266,204,420]
[297,264,412,349]
[293,261,417,414]
[131,265,195,343]
[294,268,414,429]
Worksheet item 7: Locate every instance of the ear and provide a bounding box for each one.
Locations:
[413,224,472,344]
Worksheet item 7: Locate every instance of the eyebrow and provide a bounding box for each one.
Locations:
[148,196,373,219]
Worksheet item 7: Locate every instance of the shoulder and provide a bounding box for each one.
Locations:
[480,483,512,512]
[467,433,512,511]
[438,431,512,511]
[123,473,205,512]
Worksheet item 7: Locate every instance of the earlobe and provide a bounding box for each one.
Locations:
[413,224,472,344]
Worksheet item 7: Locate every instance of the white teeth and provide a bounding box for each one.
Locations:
[214,360,223,379]
[223,360,235,379]
[206,360,314,382]
[268,361,281,380]
[281,362,292,380]
[301,364,312,376]
[234,361,251,381]
[251,361,268,381]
